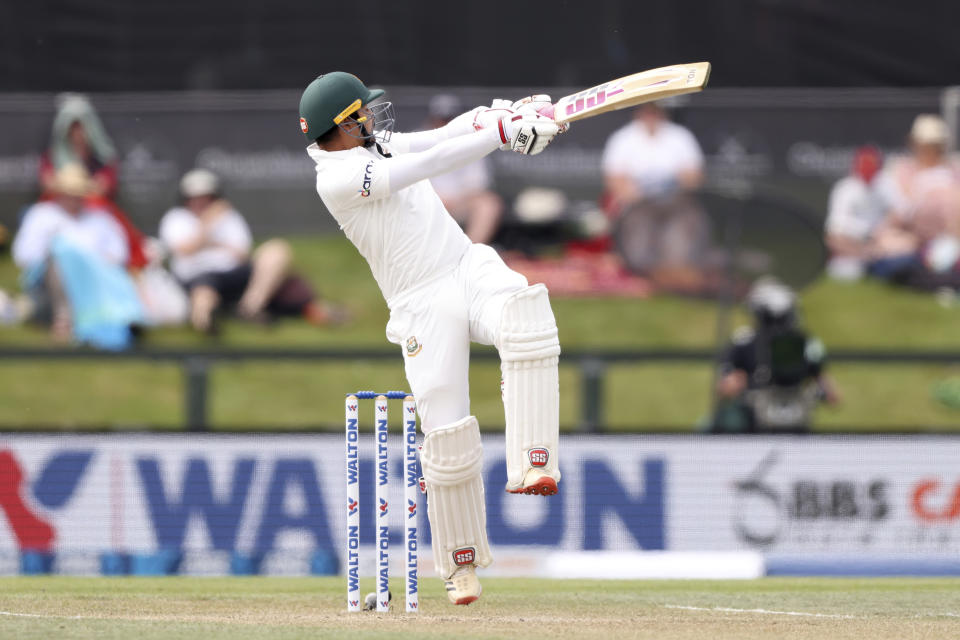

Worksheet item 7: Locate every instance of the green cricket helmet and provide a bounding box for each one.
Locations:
[298,71,393,142]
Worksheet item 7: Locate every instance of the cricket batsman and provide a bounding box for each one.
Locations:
[299,72,563,605]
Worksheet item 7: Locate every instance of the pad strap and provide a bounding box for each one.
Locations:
[498,284,562,361]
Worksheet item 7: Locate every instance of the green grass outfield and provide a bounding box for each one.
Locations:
[2,234,960,431]
[0,577,958,639]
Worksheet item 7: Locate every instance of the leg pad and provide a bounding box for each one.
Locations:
[421,416,493,579]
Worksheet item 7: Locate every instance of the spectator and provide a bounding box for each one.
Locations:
[709,278,838,433]
[882,115,960,246]
[601,102,709,288]
[13,165,141,345]
[38,93,149,269]
[824,145,897,280]
[160,169,346,333]
[603,102,705,205]
[426,94,504,244]
[39,94,118,201]
[865,115,960,286]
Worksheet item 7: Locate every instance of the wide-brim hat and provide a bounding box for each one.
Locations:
[180,168,221,199]
[53,164,92,198]
[911,114,950,146]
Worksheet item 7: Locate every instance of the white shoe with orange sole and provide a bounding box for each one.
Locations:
[506,468,559,496]
[445,565,482,605]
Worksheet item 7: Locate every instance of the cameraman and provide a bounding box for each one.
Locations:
[710,278,839,433]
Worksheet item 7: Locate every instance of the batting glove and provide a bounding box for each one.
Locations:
[501,112,560,155]
[512,94,570,134]
[473,107,518,150]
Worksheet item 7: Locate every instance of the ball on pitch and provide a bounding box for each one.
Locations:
[363,590,392,611]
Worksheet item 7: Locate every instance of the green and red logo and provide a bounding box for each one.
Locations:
[405,336,422,357]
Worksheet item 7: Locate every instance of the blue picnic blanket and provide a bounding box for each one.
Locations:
[45,236,145,350]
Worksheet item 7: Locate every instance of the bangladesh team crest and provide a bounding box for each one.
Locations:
[405,336,422,357]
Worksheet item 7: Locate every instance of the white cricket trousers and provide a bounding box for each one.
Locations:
[385,243,528,433]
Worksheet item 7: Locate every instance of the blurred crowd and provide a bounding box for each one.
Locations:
[2,92,960,433]
[1,94,348,349]
[825,113,960,293]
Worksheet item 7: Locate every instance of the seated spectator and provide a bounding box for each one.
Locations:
[602,102,709,290]
[824,145,897,279]
[39,94,118,201]
[160,169,346,333]
[426,94,504,244]
[866,115,960,286]
[709,278,838,433]
[13,165,142,346]
[38,93,149,269]
[885,114,960,240]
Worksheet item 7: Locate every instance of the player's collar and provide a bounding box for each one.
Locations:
[306,143,382,163]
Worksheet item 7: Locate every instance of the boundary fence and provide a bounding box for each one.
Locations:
[2,347,959,432]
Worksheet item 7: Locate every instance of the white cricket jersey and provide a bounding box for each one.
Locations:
[602,120,703,194]
[430,156,492,202]
[307,138,473,303]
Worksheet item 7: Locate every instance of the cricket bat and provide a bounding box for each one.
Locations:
[552,62,711,124]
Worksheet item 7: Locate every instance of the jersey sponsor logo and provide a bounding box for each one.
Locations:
[452,547,475,566]
[528,448,549,467]
[300,117,308,133]
[358,160,374,197]
[405,336,422,357]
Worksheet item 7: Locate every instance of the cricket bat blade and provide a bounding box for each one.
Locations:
[553,62,711,124]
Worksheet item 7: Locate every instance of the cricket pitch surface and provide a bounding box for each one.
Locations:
[1,576,958,639]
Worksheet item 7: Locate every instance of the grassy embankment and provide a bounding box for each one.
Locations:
[1,235,959,432]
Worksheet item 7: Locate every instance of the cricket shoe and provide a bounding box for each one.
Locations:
[507,468,558,496]
[445,565,482,605]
